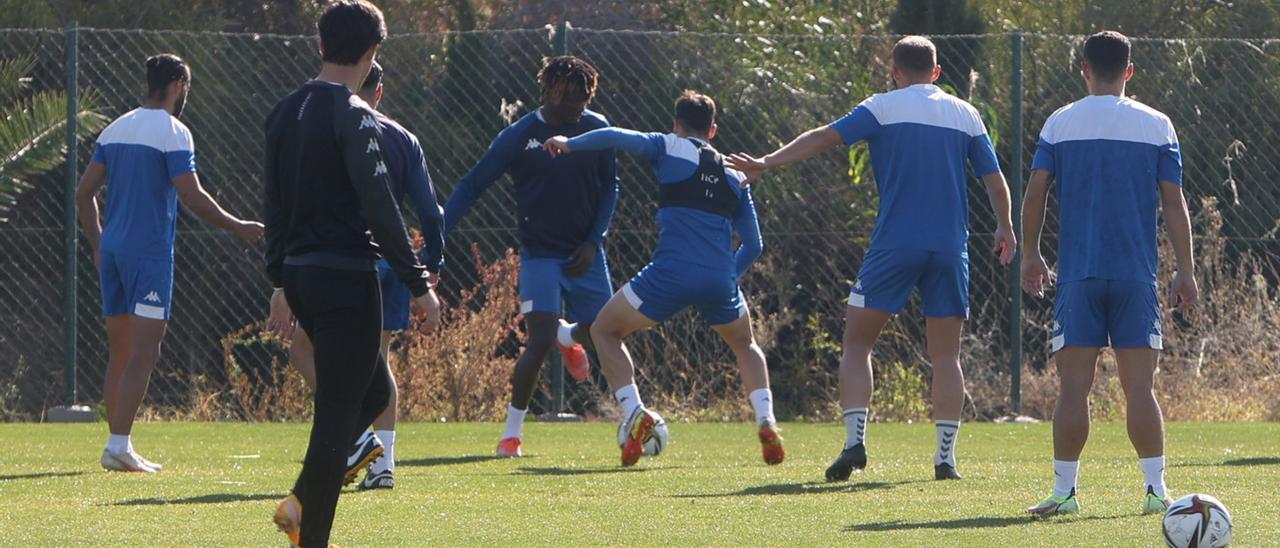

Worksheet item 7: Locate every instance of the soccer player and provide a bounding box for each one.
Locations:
[543,90,781,467]
[75,53,263,473]
[276,60,445,491]
[727,36,1016,482]
[1022,31,1196,517]
[261,2,440,545]
[443,55,620,458]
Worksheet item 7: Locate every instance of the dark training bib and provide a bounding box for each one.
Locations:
[657,140,740,219]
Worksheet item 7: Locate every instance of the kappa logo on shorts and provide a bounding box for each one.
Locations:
[853,279,863,292]
[1052,320,1061,333]
[525,138,542,151]
[144,291,161,303]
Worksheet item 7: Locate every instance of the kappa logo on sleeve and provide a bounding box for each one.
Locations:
[374,161,388,177]
[366,138,380,154]
[359,115,376,130]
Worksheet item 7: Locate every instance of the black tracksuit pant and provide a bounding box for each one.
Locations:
[284,265,392,547]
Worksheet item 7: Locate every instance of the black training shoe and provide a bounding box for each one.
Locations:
[935,463,962,480]
[825,443,867,482]
[344,431,384,486]
[357,468,394,490]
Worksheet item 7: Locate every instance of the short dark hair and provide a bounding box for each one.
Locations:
[892,36,937,74]
[1083,30,1131,82]
[361,60,382,94]
[538,55,599,105]
[318,0,387,65]
[145,53,189,99]
[674,90,715,134]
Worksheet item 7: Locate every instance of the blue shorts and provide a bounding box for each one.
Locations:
[377,260,412,331]
[1052,279,1162,352]
[99,250,174,320]
[624,261,747,325]
[847,249,969,318]
[519,246,612,323]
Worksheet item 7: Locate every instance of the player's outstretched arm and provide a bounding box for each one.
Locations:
[545,127,664,162]
[441,126,520,236]
[74,160,107,267]
[1160,180,1198,311]
[981,172,1017,265]
[174,173,263,242]
[732,185,764,278]
[725,125,843,186]
[405,138,445,275]
[1019,169,1054,296]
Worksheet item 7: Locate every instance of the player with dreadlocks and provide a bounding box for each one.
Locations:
[444,55,621,457]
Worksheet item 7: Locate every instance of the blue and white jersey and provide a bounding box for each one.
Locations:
[830,84,1000,255]
[91,108,197,260]
[1032,95,1182,284]
[566,128,762,276]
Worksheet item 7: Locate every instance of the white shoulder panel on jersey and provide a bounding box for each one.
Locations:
[662,133,701,165]
[1040,97,1175,147]
[861,85,987,137]
[97,108,191,152]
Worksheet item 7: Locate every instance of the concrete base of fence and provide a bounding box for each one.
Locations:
[44,405,97,423]
[538,412,582,423]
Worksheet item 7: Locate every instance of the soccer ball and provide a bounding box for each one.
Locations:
[617,408,670,457]
[1162,494,1232,548]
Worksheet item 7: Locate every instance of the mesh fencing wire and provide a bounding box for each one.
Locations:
[2,27,1277,420]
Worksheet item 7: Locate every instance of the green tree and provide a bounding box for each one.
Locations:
[0,56,106,221]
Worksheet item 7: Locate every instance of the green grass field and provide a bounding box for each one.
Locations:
[0,422,1276,546]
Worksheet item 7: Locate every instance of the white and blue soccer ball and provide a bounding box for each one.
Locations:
[617,408,670,457]
[1163,494,1232,548]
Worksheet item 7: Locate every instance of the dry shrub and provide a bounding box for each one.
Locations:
[395,245,522,422]
[1014,197,1280,421]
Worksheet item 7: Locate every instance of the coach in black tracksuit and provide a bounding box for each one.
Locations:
[262,2,440,545]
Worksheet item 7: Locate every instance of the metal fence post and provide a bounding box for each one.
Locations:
[63,20,79,406]
[1008,29,1025,415]
[544,19,570,417]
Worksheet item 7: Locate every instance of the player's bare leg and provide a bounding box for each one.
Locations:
[103,315,167,472]
[1027,346,1099,516]
[496,312,560,457]
[827,305,891,481]
[103,315,131,424]
[711,312,782,464]
[359,332,398,489]
[1115,347,1170,511]
[590,290,657,466]
[926,316,965,479]
[289,328,317,389]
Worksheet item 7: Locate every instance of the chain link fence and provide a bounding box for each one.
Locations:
[1,26,1277,421]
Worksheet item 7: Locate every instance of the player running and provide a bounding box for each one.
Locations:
[727,36,1016,482]
[443,55,620,458]
[1022,31,1196,517]
[543,90,780,467]
[262,2,441,545]
[75,53,263,473]
[274,60,445,491]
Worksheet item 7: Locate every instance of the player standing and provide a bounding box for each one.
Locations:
[275,60,446,491]
[75,53,263,473]
[543,90,781,466]
[443,55,620,458]
[1022,31,1196,516]
[262,2,440,545]
[727,36,1016,482]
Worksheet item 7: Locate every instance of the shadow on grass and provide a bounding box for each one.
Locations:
[112,493,280,506]
[1173,456,1280,468]
[514,466,665,476]
[398,455,507,467]
[0,471,84,481]
[846,513,1128,532]
[675,479,925,498]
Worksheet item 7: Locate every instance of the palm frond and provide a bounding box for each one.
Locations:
[0,87,108,220]
[0,56,36,107]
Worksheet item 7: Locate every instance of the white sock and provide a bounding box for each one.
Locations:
[373,430,395,473]
[1138,455,1167,498]
[935,420,960,466]
[615,384,643,418]
[106,434,132,454]
[842,408,868,449]
[503,405,527,440]
[1053,459,1079,498]
[557,321,576,347]
[748,388,776,425]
